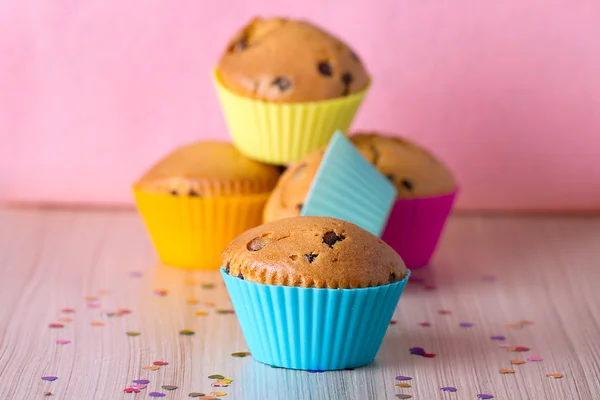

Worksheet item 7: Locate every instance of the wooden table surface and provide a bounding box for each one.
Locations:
[0,208,599,400]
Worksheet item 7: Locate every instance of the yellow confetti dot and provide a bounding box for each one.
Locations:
[59,317,73,323]
[210,392,227,397]
[143,366,160,371]
[187,298,199,304]
[196,311,209,316]
[85,296,99,301]
[395,383,411,388]
[499,369,515,374]
[91,321,105,327]
[217,379,233,384]
[547,373,563,379]
[185,278,198,285]
[510,360,526,365]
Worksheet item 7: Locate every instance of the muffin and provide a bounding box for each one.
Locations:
[133,141,280,270]
[264,132,458,268]
[213,17,371,165]
[221,216,410,370]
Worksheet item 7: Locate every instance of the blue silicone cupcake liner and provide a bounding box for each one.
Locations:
[221,268,410,371]
[300,131,397,237]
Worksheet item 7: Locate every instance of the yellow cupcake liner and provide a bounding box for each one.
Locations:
[133,188,268,270]
[213,69,370,165]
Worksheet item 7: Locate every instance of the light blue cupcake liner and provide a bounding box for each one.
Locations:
[221,268,410,371]
[300,131,397,237]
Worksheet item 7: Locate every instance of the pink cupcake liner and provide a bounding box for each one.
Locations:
[381,190,457,268]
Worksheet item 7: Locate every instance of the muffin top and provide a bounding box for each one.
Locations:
[222,216,406,289]
[134,141,281,197]
[217,17,369,103]
[263,133,456,222]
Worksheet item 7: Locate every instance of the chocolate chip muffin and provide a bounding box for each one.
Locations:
[134,141,281,196]
[263,133,456,222]
[222,216,407,288]
[217,17,369,102]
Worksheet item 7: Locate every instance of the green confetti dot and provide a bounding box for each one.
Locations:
[231,352,250,357]
[126,331,140,337]
[208,374,225,380]
[161,385,178,391]
[179,329,195,336]
[188,393,205,398]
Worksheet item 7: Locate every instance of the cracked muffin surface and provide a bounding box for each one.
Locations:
[221,216,406,288]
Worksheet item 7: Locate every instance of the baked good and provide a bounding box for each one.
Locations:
[217,17,369,103]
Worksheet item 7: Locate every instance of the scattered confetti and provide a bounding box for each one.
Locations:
[210,392,227,397]
[56,340,71,345]
[129,271,143,277]
[154,289,168,296]
[208,374,225,380]
[201,283,215,289]
[396,383,411,388]
[231,352,250,357]
[216,309,235,314]
[419,322,431,327]
[390,320,398,325]
[144,366,160,371]
[153,361,169,366]
[180,329,195,336]
[149,392,166,397]
[440,387,457,392]
[499,369,515,374]
[459,322,474,328]
[508,346,530,352]
[132,380,150,385]
[196,311,209,316]
[91,321,105,327]
[187,298,199,304]
[395,376,412,381]
[188,394,205,398]
[438,310,452,315]
[124,388,140,393]
[528,356,543,362]
[59,317,73,322]
[42,376,58,382]
[87,302,101,308]
[49,323,64,328]
[396,395,412,399]
[61,308,75,313]
[510,360,526,365]
[546,373,563,379]
[126,331,141,337]
[161,385,178,391]
[490,335,505,341]
[477,395,494,399]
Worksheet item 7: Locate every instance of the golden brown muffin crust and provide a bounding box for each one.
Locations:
[222,216,406,288]
[263,133,456,222]
[217,17,369,103]
[134,141,281,197]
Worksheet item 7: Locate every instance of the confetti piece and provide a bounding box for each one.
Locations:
[202,302,216,307]
[199,397,218,400]
[390,320,398,325]
[124,388,140,393]
[510,360,526,365]
[208,374,225,379]
[153,361,168,366]
[87,302,101,308]
[149,392,166,397]
[395,376,412,381]
[161,385,178,391]
[519,320,534,326]
[184,278,198,285]
[210,392,227,397]
[130,384,147,390]
[217,379,233,384]
[547,373,563,379]
[499,369,515,374]
[91,321,105,327]
[459,322,474,328]
[188,394,205,398]
[419,322,431,327]
[528,356,543,362]
[438,310,452,315]
[154,289,168,296]
[477,395,494,399]
[132,380,150,385]
[49,323,64,328]
[440,387,457,392]
[423,353,437,358]
[498,343,513,348]
[490,335,505,341]
[126,331,141,337]
[211,383,228,388]
[116,308,132,316]
[396,383,411,388]
[99,289,111,295]
[85,296,98,301]
[196,311,209,316]
[231,352,250,357]
[187,298,199,304]
[143,366,160,371]
[201,283,215,289]
[216,309,235,314]
[180,329,195,336]
[409,347,425,355]
[42,376,58,382]
[44,392,52,397]
[396,395,412,399]
[101,312,115,319]
[129,271,143,277]
[61,308,75,313]
[58,317,73,322]
[56,340,71,345]
[506,323,522,329]
[508,346,530,352]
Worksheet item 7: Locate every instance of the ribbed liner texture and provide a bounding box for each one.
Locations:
[133,188,268,270]
[222,268,410,370]
[213,70,369,165]
[301,131,397,237]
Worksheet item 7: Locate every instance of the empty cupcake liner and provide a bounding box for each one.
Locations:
[300,131,397,237]
[133,188,268,270]
[213,69,369,165]
[381,190,457,268]
[221,268,410,370]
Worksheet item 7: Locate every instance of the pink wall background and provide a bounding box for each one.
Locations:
[1,0,599,211]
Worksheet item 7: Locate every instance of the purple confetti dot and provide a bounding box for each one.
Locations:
[132,379,150,385]
[42,376,58,382]
[148,392,166,398]
[56,340,71,345]
[490,335,506,341]
[459,322,474,328]
[409,347,425,355]
[477,395,494,399]
[440,387,457,392]
[395,376,412,381]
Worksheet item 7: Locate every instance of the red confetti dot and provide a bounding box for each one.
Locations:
[153,361,169,366]
[390,320,398,325]
[48,323,64,328]
[61,308,75,313]
[423,353,436,358]
[419,322,431,327]
[124,388,140,393]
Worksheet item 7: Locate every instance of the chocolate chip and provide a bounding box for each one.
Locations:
[401,179,414,191]
[389,273,396,283]
[341,72,353,96]
[225,262,230,274]
[247,237,266,251]
[296,203,303,212]
[276,165,287,174]
[272,76,292,91]
[189,189,199,197]
[304,253,318,263]
[323,231,345,248]
[170,189,178,196]
[317,61,333,77]
[237,272,244,280]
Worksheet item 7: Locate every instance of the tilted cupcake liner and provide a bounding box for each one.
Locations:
[221,268,410,370]
[301,131,397,237]
[213,70,369,165]
[133,188,268,270]
[381,191,457,268]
